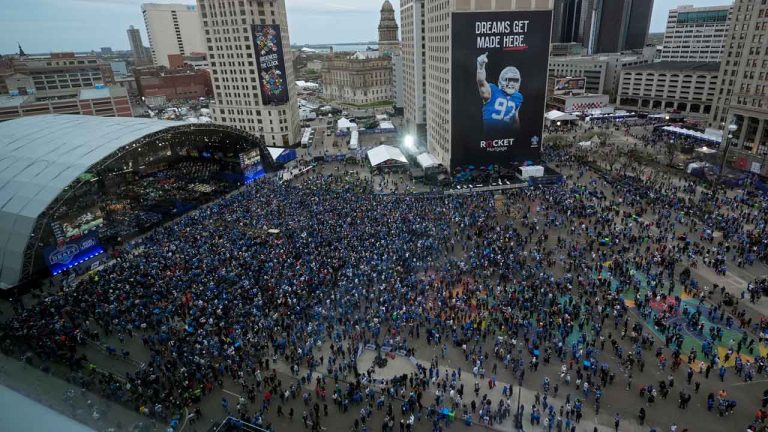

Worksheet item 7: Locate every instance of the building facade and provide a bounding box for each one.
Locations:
[710,0,768,173]
[142,3,207,68]
[4,53,115,100]
[617,62,719,122]
[660,4,732,62]
[400,0,426,136]
[197,0,299,147]
[548,48,655,100]
[379,0,400,56]
[321,54,393,105]
[127,25,152,65]
[392,53,405,109]
[0,87,132,122]
[423,0,555,169]
[135,66,213,101]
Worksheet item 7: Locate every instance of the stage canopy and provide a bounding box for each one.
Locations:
[0,114,262,288]
[367,145,408,167]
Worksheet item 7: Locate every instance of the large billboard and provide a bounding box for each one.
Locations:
[451,11,552,169]
[553,77,586,95]
[253,24,289,105]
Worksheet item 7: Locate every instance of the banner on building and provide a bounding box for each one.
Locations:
[450,10,552,169]
[253,24,289,105]
[553,77,586,95]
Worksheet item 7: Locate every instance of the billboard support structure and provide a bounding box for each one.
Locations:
[450,10,553,171]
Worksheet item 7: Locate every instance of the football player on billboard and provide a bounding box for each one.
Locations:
[477,52,524,134]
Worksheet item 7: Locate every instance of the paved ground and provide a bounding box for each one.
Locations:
[2,124,767,432]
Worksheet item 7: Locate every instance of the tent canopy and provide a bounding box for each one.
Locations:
[545,110,578,121]
[367,145,407,167]
[416,152,440,169]
[267,147,297,164]
[695,146,717,154]
[337,117,357,131]
[662,126,720,143]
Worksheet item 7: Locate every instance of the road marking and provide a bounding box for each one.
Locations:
[730,378,768,386]
[222,389,242,398]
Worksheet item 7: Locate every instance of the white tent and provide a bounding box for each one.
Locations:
[545,110,579,122]
[337,117,357,132]
[662,126,720,143]
[695,146,717,154]
[379,121,395,130]
[416,153,440,169]
[267,147,285,160]
[367,145,408,167]
[349,130,359,150]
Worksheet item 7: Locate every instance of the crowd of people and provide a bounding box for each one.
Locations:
[1,123,768,432]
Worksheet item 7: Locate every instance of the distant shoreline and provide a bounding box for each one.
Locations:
[292,42,378,48]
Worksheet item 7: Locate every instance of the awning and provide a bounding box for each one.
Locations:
[367,145,408,167]
[416,152,440,169]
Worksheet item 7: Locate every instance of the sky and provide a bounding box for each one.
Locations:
[0,0,734,55]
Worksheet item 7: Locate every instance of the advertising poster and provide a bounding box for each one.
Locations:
[253,24,289,105]
[451,10,552,169]
[553,77,586,95]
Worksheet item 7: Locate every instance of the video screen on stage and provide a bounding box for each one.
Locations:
[450,10,552,169]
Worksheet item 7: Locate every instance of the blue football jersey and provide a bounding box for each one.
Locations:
[482,84,523,133]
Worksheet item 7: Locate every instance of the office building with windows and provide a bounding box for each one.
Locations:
[142,3,207,68]
[660,4,732,62]
[197,0,299,147]
[710,0,768,173]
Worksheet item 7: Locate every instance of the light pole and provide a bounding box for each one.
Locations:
[713,118,739,198]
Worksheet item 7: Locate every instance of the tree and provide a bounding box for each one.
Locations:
[664,140,678,166]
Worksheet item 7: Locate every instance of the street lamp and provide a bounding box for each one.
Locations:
[714,117,738,198]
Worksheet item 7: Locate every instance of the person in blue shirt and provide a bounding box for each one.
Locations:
[477,52,523,135]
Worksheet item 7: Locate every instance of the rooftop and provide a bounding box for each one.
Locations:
[624,61,721,72]
[0,95,30,108]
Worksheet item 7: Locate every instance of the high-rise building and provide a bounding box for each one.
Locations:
[423,0,554,168]
[590,0,653,54]
[127,25,151,65]
[400,0,426,137]
[660,4,732,62]
[197,0,299,147]
[379,0,400,56]
[552,0,594,44]
[142,3,206,68]
[710,0,768,174]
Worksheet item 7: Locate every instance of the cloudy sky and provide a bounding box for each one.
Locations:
[0,0,733,54]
